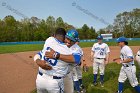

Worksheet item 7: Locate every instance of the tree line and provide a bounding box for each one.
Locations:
[0,8,139,42]
[0,15,97,42]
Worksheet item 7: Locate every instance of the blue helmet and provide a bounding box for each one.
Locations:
[97,35,103,40]
[117,37,127,42]
[65,29,79,42]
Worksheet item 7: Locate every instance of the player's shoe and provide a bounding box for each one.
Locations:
[91,82,97,87]
[80,84,85,90]
[115,91,122,93]
[100,82,104,87]
[93,82,98,86]
[80,85,86,93]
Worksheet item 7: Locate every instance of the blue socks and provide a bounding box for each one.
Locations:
[134,85,140,92]
[118,82,123,93]
[93,74,97,83]
[100,75,104,83]
[118,82,140,93]
[93,74,104,83]
[74,81,80,92]
[79,79,82,86]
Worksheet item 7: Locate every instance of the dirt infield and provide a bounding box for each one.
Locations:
[0,46,139,93]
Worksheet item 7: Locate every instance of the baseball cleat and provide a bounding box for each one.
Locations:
[93,82,98,86]
[115,91,122,93]
[100,82,104,87]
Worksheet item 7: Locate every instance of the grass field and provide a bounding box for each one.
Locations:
[31,62,140,93]
[0,41,140,54]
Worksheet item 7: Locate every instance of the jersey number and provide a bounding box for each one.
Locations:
[100,52,103,55]
[44,47,58,66]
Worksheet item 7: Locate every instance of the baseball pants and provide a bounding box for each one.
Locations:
[36,73,64,93]
[93,58,105,75]
[64,72,74,93]
[118,65,139,87]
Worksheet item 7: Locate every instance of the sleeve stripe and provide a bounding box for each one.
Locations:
[37,51,42,58]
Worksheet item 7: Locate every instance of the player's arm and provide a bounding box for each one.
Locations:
[113,58,121,61]
[91,51,94,62]
[105,52,110,64]
[60,54,81,64]
[45,49,81,65]
[105,45,110,64]
[91,44,95,62]
[34,52,52,70]
[120,57,133,63]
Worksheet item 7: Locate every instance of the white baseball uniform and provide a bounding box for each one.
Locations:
[136,50,140,67]
[118,45,139,87]
[64,44,83,93]
[36,37,72,93]
[91,43,110,75]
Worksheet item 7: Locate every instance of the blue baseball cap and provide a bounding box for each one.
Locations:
[117,37,127,42]
[65,29,79,42]
[97,35,103,40]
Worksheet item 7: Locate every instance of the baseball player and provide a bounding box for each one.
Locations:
[34,28,73,93]
[91,35,110,87]
[65,30,84,93]
[113,37,140,93]
[45,29,84,93]
[136,49,140,67]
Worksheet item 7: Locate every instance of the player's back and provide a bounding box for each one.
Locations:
[39,37,72,77]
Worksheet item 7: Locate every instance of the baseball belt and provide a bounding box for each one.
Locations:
[122,64,134,67]
[95,58,105,59]
[38,71,62,79]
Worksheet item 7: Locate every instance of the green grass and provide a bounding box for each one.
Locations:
[82,63,140,93]
[79,41,140,47]
[0,41,140,54]
[30,62,140,93]
[0,44,44,54]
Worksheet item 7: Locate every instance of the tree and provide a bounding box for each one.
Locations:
[55,17,65,28]
[112,8,140,38]
[46,16,55,36]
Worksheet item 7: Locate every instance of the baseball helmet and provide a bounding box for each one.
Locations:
[65,29,79,42]
[97,35,103,40]
[117,37,127,42]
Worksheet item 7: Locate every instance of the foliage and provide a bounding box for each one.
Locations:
[0,16,97,42]
[104,8,140,38]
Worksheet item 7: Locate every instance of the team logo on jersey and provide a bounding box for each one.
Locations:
[95,47,104,51]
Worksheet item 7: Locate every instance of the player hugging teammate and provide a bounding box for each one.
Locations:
[34,28,85,93]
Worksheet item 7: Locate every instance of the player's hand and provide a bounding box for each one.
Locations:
[45,48,55,59]
[114,60,121,64]
[36,59,52,70]
[90,57,93,62]
[91,58,93,62]
[44,62,52,70]
[113,58,119,62]
[105,60,109,65]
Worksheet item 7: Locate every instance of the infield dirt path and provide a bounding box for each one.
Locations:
[0,46,139,93]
